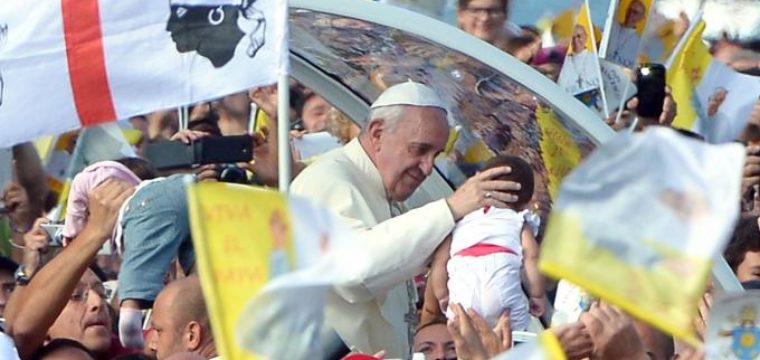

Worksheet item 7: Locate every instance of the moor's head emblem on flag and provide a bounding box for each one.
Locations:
[166,0,266,68]
[0,23,6,107]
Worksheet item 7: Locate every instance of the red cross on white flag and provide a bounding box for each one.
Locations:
[0,0,288,147]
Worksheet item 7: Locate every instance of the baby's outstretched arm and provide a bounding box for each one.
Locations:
[521,224,545,317]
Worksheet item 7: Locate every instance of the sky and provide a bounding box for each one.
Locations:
[511,0,614,27]
[431,0,615,28]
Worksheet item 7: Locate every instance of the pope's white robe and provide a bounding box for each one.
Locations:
[290,138,455,358]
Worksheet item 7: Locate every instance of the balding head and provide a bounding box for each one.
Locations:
[148,276,215,360]
[169,276,209,327]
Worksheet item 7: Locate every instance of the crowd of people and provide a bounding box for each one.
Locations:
[0,0,758,360]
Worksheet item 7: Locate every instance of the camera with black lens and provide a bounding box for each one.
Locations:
[217,164,248,184]
[145,135,253,170]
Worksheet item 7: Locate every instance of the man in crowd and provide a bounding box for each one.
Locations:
[724,215,760,282]
[0,257,17,319]
[290,81,521,358]
[147,275,217,360]
[5,179,133,359]
[413,318,456,360]
[456,0,518,52]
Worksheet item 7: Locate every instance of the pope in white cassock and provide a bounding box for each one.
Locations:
[605,0,646,69]
[290,81,520,358]
[558,24,601,95]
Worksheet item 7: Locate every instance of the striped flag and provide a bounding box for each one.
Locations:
[0,0,287,147]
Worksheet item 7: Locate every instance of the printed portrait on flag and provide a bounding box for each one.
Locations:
[706,87,729,117]
[604,0,653,69]
[692,61,760,143]
[706,291,760,360]
[557,2,602,97]
[556,1,608,118]
[558,24,599,95]
[575,88,604,114]
[166,0,266,68]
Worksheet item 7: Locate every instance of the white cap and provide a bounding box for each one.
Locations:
[370,80,447,113]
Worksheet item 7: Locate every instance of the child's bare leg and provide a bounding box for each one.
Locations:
[119,299,145,349]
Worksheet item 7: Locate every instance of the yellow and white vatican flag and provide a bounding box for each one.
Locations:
[0,0,287,147]
[187,182,368,360]
[667,20,760,144]
[706,290,760,359]
[539,127,744,345]
[535,106,582,201]
[556,1,605,98]
[599,0,655,69]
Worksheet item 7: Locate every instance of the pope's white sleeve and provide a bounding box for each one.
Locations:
[291,174,455,303]
[337,199,455,302]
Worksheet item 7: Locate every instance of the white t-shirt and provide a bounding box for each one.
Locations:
[450,207,540,256]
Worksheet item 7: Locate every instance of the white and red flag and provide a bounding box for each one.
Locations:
[0,0,287,147]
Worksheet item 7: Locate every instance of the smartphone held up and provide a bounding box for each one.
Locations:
[635,63,666,119]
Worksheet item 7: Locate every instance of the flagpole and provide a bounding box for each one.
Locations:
[248,103,259,135]
[597,0,619,59]
[613,0,662,129]
[664,10,704,70]
[712,255,744,292]
[585,0,610,117]
[48,127,88,221]
[277,74,291,194]
[177,106,189,131]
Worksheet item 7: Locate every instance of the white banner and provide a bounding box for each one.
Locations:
[0,0,288,147]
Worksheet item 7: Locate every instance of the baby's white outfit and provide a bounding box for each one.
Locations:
[446,207,540,329]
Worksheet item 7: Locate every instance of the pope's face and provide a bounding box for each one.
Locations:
[707,88,728,117]
[372,106,448,201]
[571,25,587,54]
[624,1,646,28]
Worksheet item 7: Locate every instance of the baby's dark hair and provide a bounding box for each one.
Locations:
[115,157,158,180]
[481,155,534,209]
